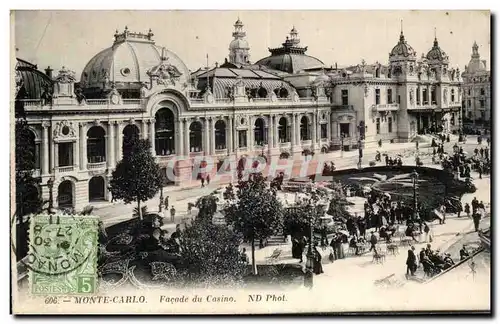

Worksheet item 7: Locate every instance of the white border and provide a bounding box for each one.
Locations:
[1,1,498,323]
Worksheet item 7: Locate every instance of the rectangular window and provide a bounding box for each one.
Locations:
[387,89,392,104]
[375,89,380,105]
[451,89,455,102]
[451,113,455,126]
[388,117,393,133]
[341,89,348,106]
[320,124,327,139]
[339,123,350,137]
[416,88,421,104]
[238,130,247,148]
[481,111,485,119]
[480,99,485,108]
[58,142,73,167]
[481,88,485,96]
[431,88,437,104]
[468,89,471,96]
[422,89,428,104]
[376,118,381,135]
[468,99,472,107]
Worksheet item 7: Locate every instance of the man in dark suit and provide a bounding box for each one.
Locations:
[406,246,417,276]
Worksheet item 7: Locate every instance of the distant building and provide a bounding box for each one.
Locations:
[461,42,491,126]
[15,20,464,210]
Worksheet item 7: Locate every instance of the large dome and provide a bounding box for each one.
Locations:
[80,28,190,91]
[255,53,324,74]
[229,38,249,50]
[466,59,487,73]
[426,38,449,63]
[389,32,416,60]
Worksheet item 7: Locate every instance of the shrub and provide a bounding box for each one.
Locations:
[369,161,377,167]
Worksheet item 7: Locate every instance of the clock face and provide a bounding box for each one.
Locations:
[111,94,119,104]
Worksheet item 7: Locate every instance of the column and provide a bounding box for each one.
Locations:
[54,143,59,169]
[228,116,233,153]
[233,120,238,151]
[141,120,147,140]
[210,118,216,154]
[291,114,296,147]
[274,116,279,147]
[149,119,155,156]
[295,114,302,147]
[248,116,254,150]
[268,115,274,150]
[107,121,115,169]
[116,122,123,162]
[74,139,79,169]
[177,118,184,156]
[204,118,209,154]
[42,124,49,175]
[50,127,55,173]
[327,115,331,141]
[312,113,317,148]
[79,122,87,170]
[428,86,431,104]
[183,119,190,155]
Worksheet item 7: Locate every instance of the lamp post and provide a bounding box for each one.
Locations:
[304,187,317,289]
[356,122,366,169]
[340,133,345,158]
[47,176,55,214]
[159,182,164,212]
[411,170,419,220]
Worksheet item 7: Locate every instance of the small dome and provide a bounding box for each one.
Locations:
[466,59,487,73]
[229,38,249,50]
[80,28,190,91]
[426,38,449,62]
[389,32,416,60]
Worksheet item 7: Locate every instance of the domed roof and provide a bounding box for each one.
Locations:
[229,38,249,50]
[465,41,487,73]
[80,28,190,90]
[389,31,416,60]
[255,27,324,74]
[256,53,324,74]
[15,58,53,99]
[426,38,449,63]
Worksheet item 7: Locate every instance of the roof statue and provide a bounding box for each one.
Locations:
[55,66,76,83]
[146,48,183,87]
[389,22,417,62]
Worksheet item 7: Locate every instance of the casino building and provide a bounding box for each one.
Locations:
[14,20,463,210]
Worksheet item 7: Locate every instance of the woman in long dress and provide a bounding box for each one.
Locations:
[313,245,324,275]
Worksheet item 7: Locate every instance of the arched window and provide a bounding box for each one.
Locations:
[257,87,268,98]
[214,120,226,149]
[189,121,203,152]
[254,118,266,146]
[122,124,140,157]
[155,108,176,156]
[300,116,309,141]
[278,117,289,143]
[87,126,106,163]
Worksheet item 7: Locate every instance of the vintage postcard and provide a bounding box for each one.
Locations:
[11,10,491,314]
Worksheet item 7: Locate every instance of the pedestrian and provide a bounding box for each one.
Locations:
[406,246,417,277]
[369,231,378,256]
[164,196,169,210]
[423,222,430,243]
[378,139,382,148]
[472,212,481,232]
[206,174,211,185]
[109,187,116,202]
[457,202,463,218]
[478,163,483,179]
[480,147,484,158]
[170,205,176,223]
[460,245,470,261]
[487,137,490,147]
[201,176,205,188]
[313,244,324,275]
[464,202,471,218]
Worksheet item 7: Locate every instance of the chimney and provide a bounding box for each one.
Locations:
[45,66,53,79]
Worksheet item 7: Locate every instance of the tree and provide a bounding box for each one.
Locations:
[179,219,246,287]
[109,138,162,220]
[195,193,219,223]
[15,118,43,260]
[283,206,312,239]
[224,173,284,275]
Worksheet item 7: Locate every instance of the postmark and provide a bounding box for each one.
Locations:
[26,213,99,295]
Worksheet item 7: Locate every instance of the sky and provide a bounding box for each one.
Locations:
[13,10,490,78]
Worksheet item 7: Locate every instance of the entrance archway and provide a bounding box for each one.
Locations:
[189,121,203,152]
[57,180,74,208]
[254,118,265,146]
[88,176,105,201]
[123,124,140,157]
[87,126,106,163]
[300,116,310,141]
[278,117,289,143]
[155,108,176,156]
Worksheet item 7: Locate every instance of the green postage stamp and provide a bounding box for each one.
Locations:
[26,213,99,295]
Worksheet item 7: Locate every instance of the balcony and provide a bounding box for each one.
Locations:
[214,148,228,156]
[20,98,144,112]
[331,105,354,110]
[279,142,291,149]
[300,139,312,147]
[188,96,325,109]
[87,162,106,170]
[58,165,74,173]
[373,103,399,112]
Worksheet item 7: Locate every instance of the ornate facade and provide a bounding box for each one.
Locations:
[15,21,463,210]
[461,41,491,124]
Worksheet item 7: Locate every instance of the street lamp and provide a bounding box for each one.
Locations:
[304,186,317,289]
[47,176,55,214]
[411,170,419,221]
[159,182,164,212]
[356,122,367,169]
[340,133,346,158]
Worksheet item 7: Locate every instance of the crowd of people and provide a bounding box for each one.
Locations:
[406,243,460,278]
